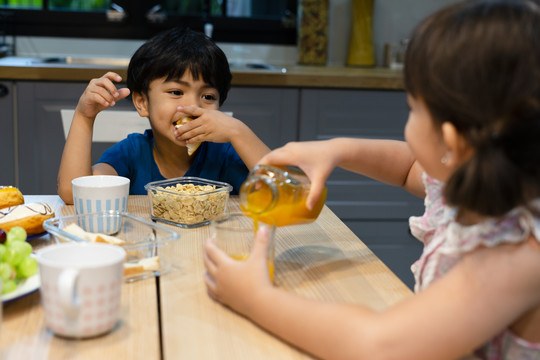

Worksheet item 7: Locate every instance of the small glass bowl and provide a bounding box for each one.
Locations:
[144,177,232,228]
[43,211,180,282]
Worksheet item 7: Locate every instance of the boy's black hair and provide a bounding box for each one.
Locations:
[404,0,540,216]
[127,27,232,106]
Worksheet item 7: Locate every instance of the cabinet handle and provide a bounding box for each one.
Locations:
[0,84,9,98]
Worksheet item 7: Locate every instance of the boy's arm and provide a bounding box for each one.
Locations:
[226,121,270,170]
[57,72,130,204]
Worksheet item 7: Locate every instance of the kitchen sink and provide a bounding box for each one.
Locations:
[0,56,129,67]
[0,56,287,72]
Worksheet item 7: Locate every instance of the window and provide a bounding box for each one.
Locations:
[0,0,297,44]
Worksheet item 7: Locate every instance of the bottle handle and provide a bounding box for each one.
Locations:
[240,175,278,214]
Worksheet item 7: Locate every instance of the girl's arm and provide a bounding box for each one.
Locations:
[57,72,130,204]
[205,230,540,360]
[258,138,425,209]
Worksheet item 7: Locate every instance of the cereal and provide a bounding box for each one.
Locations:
[145,177,232,228]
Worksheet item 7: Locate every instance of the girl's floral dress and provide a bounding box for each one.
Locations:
[409,174,540,359]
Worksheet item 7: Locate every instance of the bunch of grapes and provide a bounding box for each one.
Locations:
[0,226,38,295]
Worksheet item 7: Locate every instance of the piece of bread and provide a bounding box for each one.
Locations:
[123,256,160,276]
[62,223,126,245]
[174,116,201,156]
[0,186,24,210]
[0,202,55,235]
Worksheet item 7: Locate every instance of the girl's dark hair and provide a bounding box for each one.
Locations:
[404,0,540,216]
[127,27,232,106]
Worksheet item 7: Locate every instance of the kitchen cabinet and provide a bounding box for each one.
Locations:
[299,89,424,288]
[15,81,298,194]
[0,81,15,186]
[16,82,135,195]
[221,87,299,150]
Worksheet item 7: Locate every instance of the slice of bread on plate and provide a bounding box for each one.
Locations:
[124,256,160,276]
[62,223,126,245]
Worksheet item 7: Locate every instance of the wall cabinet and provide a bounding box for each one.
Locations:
[299,89,424,288]
[0,81,15,186]
[14,81,298,194]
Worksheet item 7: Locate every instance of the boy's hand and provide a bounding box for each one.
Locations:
[174,106,241,144]
[75,72,130,120]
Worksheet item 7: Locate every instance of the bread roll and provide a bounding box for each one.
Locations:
[0,186,24,210]
[0,202,55,235]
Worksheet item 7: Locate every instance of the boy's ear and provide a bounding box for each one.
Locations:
[441,122,474,166]
[132,92,149,117]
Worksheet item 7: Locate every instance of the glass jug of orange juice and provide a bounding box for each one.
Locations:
[239,165,327,226]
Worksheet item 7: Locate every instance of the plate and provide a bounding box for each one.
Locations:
[2,272,40,303]
[27,231,47,240]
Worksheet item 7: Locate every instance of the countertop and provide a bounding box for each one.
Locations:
[0,57,404,90]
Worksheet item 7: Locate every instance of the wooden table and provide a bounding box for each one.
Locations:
[1,195,412,359]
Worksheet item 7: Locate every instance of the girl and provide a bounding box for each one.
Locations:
[203,1,540,359]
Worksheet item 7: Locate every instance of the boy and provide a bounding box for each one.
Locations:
[57,27,270,203]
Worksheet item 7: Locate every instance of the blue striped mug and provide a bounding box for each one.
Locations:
[72,175,130,234]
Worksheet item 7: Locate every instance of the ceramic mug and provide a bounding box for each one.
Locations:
[36,243,126,338]
[72,175,130,234]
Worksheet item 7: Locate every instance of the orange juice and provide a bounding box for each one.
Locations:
[229,254,275,283]
[240,165,327,227]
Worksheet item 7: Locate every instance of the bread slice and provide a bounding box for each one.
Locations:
[174,116,201,156]
[62,223,126,245]
[123,256,160,276]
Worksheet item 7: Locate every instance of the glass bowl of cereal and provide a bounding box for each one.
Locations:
[144,177,233,228]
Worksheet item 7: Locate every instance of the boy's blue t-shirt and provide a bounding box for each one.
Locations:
[97,130,249,195]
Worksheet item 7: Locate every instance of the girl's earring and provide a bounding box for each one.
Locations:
[441,152,452,164]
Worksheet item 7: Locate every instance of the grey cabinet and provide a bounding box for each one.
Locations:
[222,87,299,150]
[16,82,135,195]
[0,81,15,186]
[15,82,298,194]
[299,89,424,289]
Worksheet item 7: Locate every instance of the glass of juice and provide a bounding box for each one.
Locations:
[210,213,276,283]
[240,165,327,227]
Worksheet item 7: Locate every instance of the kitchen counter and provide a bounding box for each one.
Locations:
[0,57,404,89]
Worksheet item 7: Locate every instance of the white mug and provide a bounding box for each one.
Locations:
[72,175,130,233]
[36,243,126,338]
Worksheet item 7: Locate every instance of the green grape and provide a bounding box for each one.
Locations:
[2,279,17,294]
[0,243,6,260]
[0,262,14,282]
[3,241,31,266]
[10,241,32,258]
[6,226,27,246]
[17,256,38,278]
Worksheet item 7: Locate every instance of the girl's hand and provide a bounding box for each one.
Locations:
[204,225,273,314]
[258,140,337,210]
[75,72,130,120]
[174,106,242,145]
